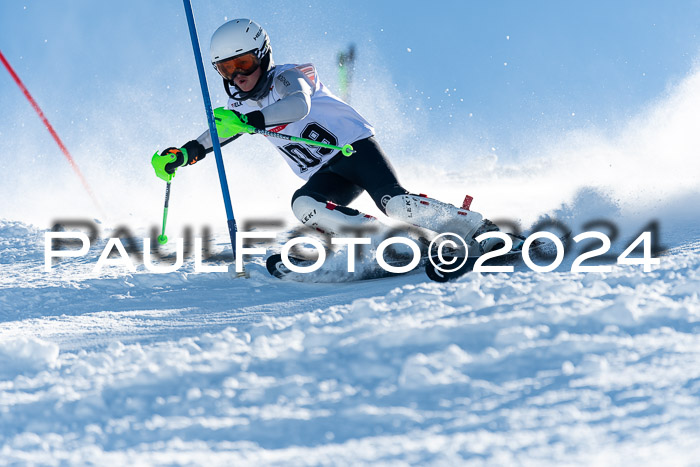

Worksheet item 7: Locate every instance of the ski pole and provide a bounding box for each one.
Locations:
[157,181,172,245]
[251,127,355,156]
[213,108,355,156]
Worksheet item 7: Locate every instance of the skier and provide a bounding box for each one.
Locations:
[152,18,500,254]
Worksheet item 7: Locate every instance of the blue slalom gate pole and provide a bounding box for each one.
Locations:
[182,0,238,260]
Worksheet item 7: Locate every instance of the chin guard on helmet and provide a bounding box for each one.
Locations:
[223,66,275,101]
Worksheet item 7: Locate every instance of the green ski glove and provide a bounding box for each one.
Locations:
[152,147,188,182]
[151,141,206,182]
[213,107,256,138]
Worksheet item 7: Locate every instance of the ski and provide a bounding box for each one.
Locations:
[265,251,430,282]
[266,232,570,282]
[425,232,571,282]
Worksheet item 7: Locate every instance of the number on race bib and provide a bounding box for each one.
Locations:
[279,144,322,173]
[279,122,339,172]
[301,123,338,156]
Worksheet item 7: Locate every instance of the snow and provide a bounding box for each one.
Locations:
[3,68,700,462]
[0,336,59,377]
[2,14,700,465]
[1,214,699,464]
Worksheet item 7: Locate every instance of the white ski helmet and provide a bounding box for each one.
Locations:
[210,19,274,101]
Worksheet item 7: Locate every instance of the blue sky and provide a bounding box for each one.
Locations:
[2,1,700,159]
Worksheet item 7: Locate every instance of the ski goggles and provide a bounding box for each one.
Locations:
[214,51,261,80]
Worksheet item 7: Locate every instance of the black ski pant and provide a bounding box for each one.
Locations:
[291,137,408,215]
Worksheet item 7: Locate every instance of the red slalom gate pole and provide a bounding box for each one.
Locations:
[0,50,104,216]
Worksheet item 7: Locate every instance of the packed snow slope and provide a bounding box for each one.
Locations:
[1,219,699,465]
[2,26,700,467]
